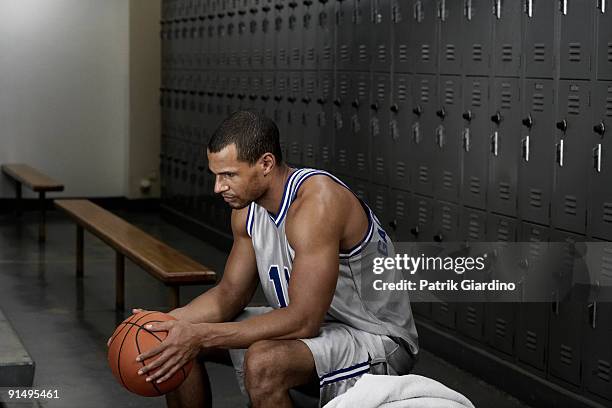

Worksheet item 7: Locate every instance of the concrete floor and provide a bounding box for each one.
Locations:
[0,209,531,408]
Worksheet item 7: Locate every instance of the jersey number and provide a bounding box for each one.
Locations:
[268,265,290,308]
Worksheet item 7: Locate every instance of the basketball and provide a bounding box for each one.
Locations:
[107,311,193,397]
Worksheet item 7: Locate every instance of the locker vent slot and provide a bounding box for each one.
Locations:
[340,44,350,61]
[443,171,453,190]
[497,224,509,242]
[396,161,406,179]
[526,330,537,351]
[604,203,612,223]
[472,86,482,106]
[420,83,430,102]
[375,195,385,214]
[564,195,577,215]
[606,96,612,117]
[323,45,332,62]
[306,48,315,62]
[529,189,542,208]
[466,306,477,326]
[291,48,300,62]
[440,302,449,312]
[559,344,573,366]
[278,49,287,62]
[421,44,431,62]
[377,81,387,101]
[498,182,511,201]
[322,77,332,95]
[532,92,544,112]
[468,217,481,240]
[339,77,349,96]
[338,149,348,167]
[533,43,546,62]
[502,44,513,61]
[568,42,581,62]
[359,44,368,62]
[596,360,611,382]
[607,43,612,62]
[444,83,454,104]
[418,202,428,224]
[321,146,330,162]
[291,142,300,155]
[445,44,456,61]
[357,153,367,171]
[495,318,507,339]
[501,86,512,109]
[442,208,452,231]
[398,44,409,62]
[601,249,612,281]
[395,197,406,218]
[568,95,581,115]
[419,166,429,183]
[377,44,388,62]
[358,80,367,98]
[375,157,385,174]
[306,144,314,158]
[397,82,409,101]
[472,44,483,61]
[529,242,542,259]
[306,78,316,94]
[469,177,480,195]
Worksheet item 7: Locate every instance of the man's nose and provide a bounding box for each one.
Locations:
[214,177,228,194]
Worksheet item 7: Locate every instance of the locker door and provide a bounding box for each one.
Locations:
[302,0,317,69]
[287,1,302,68]
[302,72,318,167]
[388,189,411,241]
[371,0,391,72]
[350,72,371,180]
[390,74,411,191]
[493,0,520,77]
[226,13,238,68]
[334,72,352,176]
[438,0,462,74]
[410,0,438,74]
[317,71,334,171]
[261,72,275,121]
[518,80,554,225]
[370,184,390,228]
[237,6,250,68]
[216,13,229,68]
[558,0,593,80]
[411,75,437,196]
[249,3,263,68]
[352,0,371,71]
[287,72,303,165]
[262,0,275,69]
[488,78,520,217]
[248,72,263,113]
[391,0,411,73]
[548,231,587,386]
[273,71,289,158]
[274,0,290,68]
[434,76,461,203]
[462,0,492,76]
[517,222,551,371]
[371,73,391,181]
[552,81,590,234]
[336,0,353,70]
[596,0,612,80]
[349,178,371,205]
[524,0,555,78]
[456,208,487,341]
[316,0,334,70]
[409,194,435,318]
[485,214,518,356]
[588,82,612,240]
[461,77,489,210]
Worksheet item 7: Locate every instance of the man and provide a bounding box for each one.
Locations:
[135,111,418,407]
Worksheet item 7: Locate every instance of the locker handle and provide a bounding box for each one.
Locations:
[593,121,606,136]
[319,0,329,3]
[370,102,379,111]
[559,0,567,15]
[522,136,530,162]
[556,119,568,132]
[556,140,564,167]
[552,291,559,315]
[493,0,502,19]
[217,12,226,18]
[333,98,342,106]
[522,115,533,128]
[303,0,313,5]
[436,125,445,148]
[249,94,257,100]
[412,105,423,116]
[390,104,399,113]
[274,95,283,101]
[410,226,420,237]
[588,301,598,328]
[525,0,533,17]
[464,0,473,20]
[302,97,312,104]
[414,1,424,22]
[317,97,326,105]
[352,99,360,108]
[218,92,225,97]
[389,220,398,230]
[238,10,246,15]
[491,131,499,156]
[263,5,271,11]
[189,17,198,22]
[433,234,443,242]
[288,96,297,103]
[598,0,607,13]
[436,108,446,119]
[462,110,473,121]
[261,95,269,101]
[437,0,447,21]
[208,91,216,96]
[198,15,206,20]
[227,11,236,16]
[463,128,471,152]
[289,1,298,8]
[593,144,602,173]
[490,112,502,125]
[275,4,284,9]
[412,122,421,144]
[227,93,235,98]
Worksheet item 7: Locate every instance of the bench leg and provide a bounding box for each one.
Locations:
[116,252,125,311]
[76,225,84,278]
[169,286,180,309]
[38,191,46,242]
[15,182,22,217]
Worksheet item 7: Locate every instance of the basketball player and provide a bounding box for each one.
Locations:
[134,111,419,407]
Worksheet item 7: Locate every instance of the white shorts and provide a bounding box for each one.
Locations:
[228,307,415,407]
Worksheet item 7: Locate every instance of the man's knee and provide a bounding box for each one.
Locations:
[244,340,290,395]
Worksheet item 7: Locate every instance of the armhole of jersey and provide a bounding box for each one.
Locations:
[246,203,255,238]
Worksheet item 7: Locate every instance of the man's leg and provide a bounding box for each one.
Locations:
[244,339,317,408]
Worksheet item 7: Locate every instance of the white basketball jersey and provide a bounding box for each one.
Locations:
[245,168,418,355]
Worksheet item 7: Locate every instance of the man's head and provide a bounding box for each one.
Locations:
[207,111,283,209]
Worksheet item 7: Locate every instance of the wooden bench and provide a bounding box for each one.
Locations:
[54,199,217,310]
[0,310,35,387]
[1,163,64,242]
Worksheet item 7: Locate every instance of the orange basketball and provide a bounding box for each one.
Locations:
[107,311,193,397]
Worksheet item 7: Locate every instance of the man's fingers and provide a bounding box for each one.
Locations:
[147,356,181,383]
[106,337,112,347]
[136,343,167,364]
[154,361,181,384]
[132,308,146,314]
[144,321,173,332]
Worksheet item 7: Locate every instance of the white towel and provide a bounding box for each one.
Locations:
[323,374,475,408]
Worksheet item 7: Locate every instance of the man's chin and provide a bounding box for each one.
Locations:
[226,201,250,210]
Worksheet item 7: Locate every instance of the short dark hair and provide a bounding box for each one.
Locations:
[208,111,282,165]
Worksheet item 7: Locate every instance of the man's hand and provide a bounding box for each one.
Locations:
[135,319,202,384]
[106,308,149,347]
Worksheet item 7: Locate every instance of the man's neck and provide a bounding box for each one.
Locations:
[256,164,293,216]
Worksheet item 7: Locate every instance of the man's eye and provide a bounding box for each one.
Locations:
[227,173,236,178]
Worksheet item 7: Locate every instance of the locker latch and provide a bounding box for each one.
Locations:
[493,0,501,19]
[437,0,447,21]
[556,139,564,167]
[333,112,342,129]
[413,0,424,23]
[559,0,568,15]
[351,114,361,133]
[588,301,598,329]
[491,131,499,156]
[436,125,445,148]
[593,144,602,173]
[464,0,473,21]
[317,112,327,127]
[412,122,421,144]
[390,120,400,141]
[524,0,533,17]
[392,0,402,23]
[522,136,530,162]
[463,128,471,152]
[370,117,380,137]
[598,0,607,13]
[594,121,606,136]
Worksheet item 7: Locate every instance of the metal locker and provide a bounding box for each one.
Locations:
[388,189,412,241]
[461,77,489,210]
[410,0,438,74]
[334,72,352,176]
[248,2,263,69]
[274,0,290,68]
[524,0,555,78]
[558,0,593,80]
[208,14,221,69]
[237,72,250,111]
[286,72,303,165]
[261,72,275,119]
[301,72,318,167]
[492,0,522,77]
[390,74,411,191]
[349,72,371,180]
[547,231,587,387]
[370,0,391,72]
[348,177,371,204]
[411,74,437,196]
[262,0,275,69]
[488,78,520,217]
[517,222,550,371]
[391,0,411,73]
[371,73,391,181]
[370,183,390,228]
[588,82,612,240]
[316,0,335,70]
[248,72,263,113]
[462,0,491,76]
[226,12,239,68]
[485,214,518,356]
[237,3,250,69]
[287,0,302,68]
[438,0,463,74]
[317,71,335,171]
[456,208,487,341]
[407,193,434,319]
[351,0,371,71]
[335,0,353,70]
[273,71,290,158]
[433,76,461,203]
[172,19,185,70]
[552,80,590,235]
[216,13,229,68]
[302,0,317,69]
[518,79,554,225]
[227,74,242,116]
[596,0,612,80]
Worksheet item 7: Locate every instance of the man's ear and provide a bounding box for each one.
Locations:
[260,153,276,176]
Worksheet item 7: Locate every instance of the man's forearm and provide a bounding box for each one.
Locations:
[170,285,247,324]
